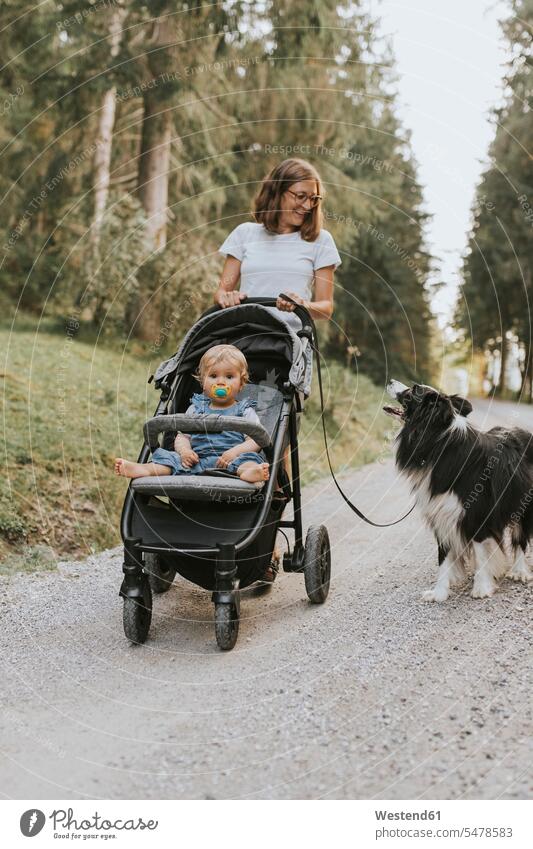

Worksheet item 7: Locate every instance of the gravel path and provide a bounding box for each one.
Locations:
[0,398,531,800]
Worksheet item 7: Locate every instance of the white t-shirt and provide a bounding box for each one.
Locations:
[218,222,342,331]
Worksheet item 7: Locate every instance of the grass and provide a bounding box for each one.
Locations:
[0,544,57,576]
[0,320,395,574]
[299,362,395,486]
[1,320,155,570]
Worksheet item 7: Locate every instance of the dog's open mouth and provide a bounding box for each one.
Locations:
[383,405,405,420]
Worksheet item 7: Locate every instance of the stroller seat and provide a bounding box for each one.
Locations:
[131,383,285,503]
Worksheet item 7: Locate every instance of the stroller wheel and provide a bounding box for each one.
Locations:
[214,603,239,651]
[303,524,331,604]
[145,553,176,594]
[123,578,153,644]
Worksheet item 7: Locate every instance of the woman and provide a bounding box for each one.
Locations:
[214,158,342,581]
[215,158,341,329]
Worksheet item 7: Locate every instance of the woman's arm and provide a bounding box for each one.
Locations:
[214,255,247,308]
[276,265,335,320]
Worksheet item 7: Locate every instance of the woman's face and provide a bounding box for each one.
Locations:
[279,179,318,230]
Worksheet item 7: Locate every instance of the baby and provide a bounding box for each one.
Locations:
[114,344,270,484]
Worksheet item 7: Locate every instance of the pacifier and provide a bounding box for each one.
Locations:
[210,384,231,400]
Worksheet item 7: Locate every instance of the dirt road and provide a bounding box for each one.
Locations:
[0,398,531,799]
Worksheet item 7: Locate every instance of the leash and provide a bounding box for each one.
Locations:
[279,293,415,528]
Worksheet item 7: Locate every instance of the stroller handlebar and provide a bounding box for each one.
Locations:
[144,414,271,451]
[203,294,315,338]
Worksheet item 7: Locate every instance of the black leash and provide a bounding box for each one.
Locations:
[279,293,415,528]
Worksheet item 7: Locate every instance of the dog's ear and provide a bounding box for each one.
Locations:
[450,394,473,417]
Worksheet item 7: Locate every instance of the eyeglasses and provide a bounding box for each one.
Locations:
[285,189,322,208]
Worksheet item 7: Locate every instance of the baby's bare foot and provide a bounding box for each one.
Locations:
[239,462,270,483]
[114,458,152,478]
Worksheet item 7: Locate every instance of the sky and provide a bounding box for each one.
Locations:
[370,0,509,326]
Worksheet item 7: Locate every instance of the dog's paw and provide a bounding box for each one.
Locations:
[422,587,449,602]
[471,580,496,599]
[507,564,533,584]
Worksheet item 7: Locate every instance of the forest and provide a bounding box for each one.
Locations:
[456,0,533,398]
[1,0,532,564]
[0,0,434,385]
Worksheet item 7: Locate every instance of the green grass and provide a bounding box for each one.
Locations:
[0,544,57,576]
[1,322,155,569]
[0,322,394,573]
[299,362,395,485]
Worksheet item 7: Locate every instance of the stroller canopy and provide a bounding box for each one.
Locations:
[154,303,313,398]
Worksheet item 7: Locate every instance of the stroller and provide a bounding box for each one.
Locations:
[119,297,331,650]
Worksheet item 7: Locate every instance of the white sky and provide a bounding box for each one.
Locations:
[371,0,509,326]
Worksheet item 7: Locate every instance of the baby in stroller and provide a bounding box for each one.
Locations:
[114,344,270,484]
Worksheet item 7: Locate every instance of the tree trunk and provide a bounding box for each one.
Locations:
[525,268,533,402]
[519,339,530,400]
[497,332,508,398]
[134,92,172,340]
[136,93,171,251]
[525,342,533,403]
[90,6,127,250]
[91,87,118,241]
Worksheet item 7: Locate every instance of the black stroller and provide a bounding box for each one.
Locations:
[119,297,331,650]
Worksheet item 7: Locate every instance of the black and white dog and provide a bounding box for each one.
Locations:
[384,381,533,601]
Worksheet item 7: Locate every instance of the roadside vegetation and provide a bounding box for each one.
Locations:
[0,321,393,573]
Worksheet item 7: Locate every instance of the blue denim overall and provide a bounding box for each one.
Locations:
[151,393,266,476]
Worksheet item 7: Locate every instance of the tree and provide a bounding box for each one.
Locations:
[0,0,435,382]
[456,0,533,398]
[91,3,129,252]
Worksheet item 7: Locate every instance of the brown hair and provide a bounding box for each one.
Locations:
[252,158,324,241]
[195,344,249,386]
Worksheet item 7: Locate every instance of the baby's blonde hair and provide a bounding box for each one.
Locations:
[195,344,249,386]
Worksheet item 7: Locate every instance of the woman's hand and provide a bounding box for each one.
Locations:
[276,291,308,312]
[277,269,335,320]
[215,256,244,308]
[214,289,247,309]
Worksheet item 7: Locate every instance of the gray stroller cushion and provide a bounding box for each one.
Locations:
[131,473,264,502]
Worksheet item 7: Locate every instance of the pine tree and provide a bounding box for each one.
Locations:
[456,0,533,398]
[0,0,435,383]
